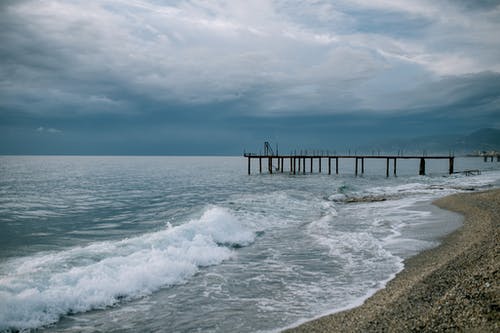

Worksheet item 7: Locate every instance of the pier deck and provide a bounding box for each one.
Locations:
[244,153,455,176]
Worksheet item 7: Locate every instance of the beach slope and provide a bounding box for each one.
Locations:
[285,189,499,332]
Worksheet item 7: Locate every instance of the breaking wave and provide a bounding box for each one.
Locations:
[0,206,254,331]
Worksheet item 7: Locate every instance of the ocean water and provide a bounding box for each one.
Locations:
[1,156,499,332]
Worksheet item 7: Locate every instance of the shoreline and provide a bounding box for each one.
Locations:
[285,188,499,332]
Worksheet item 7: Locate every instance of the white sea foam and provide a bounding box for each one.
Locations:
[306,214,401,271]
[0,206,254,331]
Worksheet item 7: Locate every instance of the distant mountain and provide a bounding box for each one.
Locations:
[462,128,500,151]
[357,128,500,155]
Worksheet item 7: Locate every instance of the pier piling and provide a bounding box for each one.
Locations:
[419,158,426,175]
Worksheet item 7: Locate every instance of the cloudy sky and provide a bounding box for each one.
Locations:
[1,0,499,154]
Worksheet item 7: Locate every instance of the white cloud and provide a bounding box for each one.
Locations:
[1,0,499,116]
[341,0,439,18]
[37,126,62,133]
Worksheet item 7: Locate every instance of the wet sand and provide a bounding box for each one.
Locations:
[285,189,499,332]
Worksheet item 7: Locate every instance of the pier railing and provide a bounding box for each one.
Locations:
[244,153,455,176]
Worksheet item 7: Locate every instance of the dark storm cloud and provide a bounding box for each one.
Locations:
[2,0,497,116]
[1,0,499,154]
[451,0,500,11]
[372,72,500,115]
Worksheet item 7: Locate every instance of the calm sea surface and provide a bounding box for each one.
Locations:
[1,156,499,332]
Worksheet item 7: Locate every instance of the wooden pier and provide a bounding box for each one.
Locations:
[468,151,500,162]
[483,155,500,162]
[244,153,455,176]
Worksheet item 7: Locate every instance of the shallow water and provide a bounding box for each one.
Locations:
[0,156,499,332]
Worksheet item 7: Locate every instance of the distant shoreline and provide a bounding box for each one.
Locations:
[285,189,500,332]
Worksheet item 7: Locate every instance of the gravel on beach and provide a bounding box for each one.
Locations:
[285,189,499,332]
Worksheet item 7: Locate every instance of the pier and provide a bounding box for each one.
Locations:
[467,151,500,162]
[482,153,500,162]
[244,143,455,176]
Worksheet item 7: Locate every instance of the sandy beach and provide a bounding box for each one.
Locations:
[285,189,500,332]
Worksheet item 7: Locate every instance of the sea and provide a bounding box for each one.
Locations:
[1,155,499,332]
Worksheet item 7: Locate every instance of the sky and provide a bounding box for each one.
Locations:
[1,0,500,155]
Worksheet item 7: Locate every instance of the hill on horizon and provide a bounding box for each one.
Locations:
[356,128,500,155]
